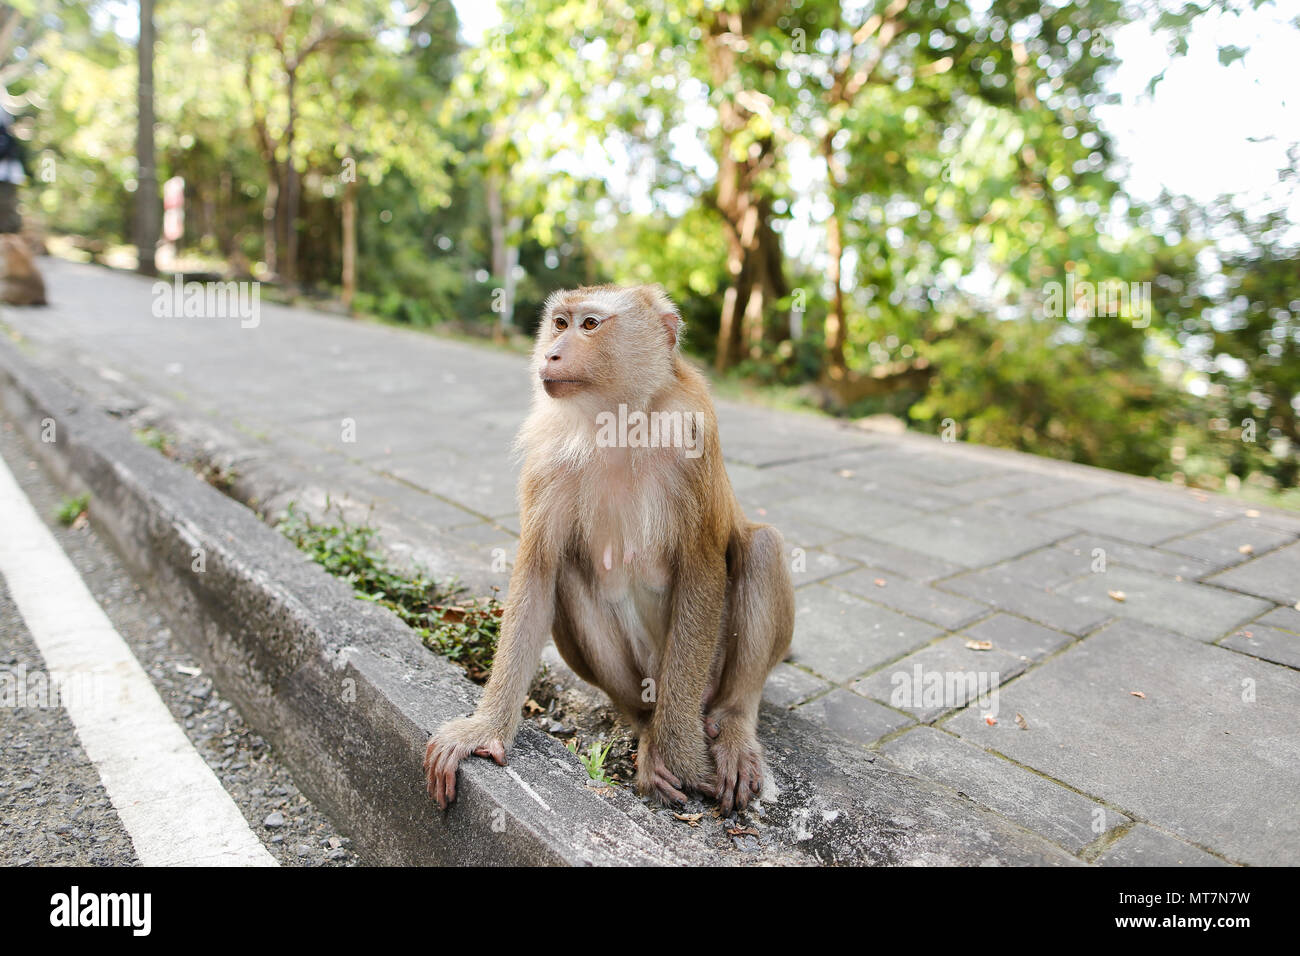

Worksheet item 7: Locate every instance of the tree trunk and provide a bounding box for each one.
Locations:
[133,0,159,276]
[486,177,519,338]
[341,174,357,312]
[282,160,300,293]
[707,19,787,373]
[262,167,280,278]
[823,203,848,378]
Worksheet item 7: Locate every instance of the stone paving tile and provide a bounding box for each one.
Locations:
[1052,533,1215,581]
[832,568,989,630]
[823,535,965,582]
[984,547,1095,589]
[797,688,914,746]
[887,456,1011,487]
[743,502,856,550]
[941,567,1112,636]
[790,585,942,683]
[869,509,1070,568]
[1159,519,1297,571]
[1206,541,1300,606]
[1256,605,1300,633]
[385,449,520,517]
[1220,624,1300,670]
[851,479,966,514]
[1096,825,1231,867]
[1041,493,1220,545]
[944,620,1300,865]
[782,491,925,536]
[978,481,1108,515]
[881,727,1127,853]
[905,470,1041,504]
[1055,565,1271,642]
[851,636,1026,722]
[790,549,861,588]
[961,614,1075,663]
[762,664,832,710]
[1248,508,1300,536]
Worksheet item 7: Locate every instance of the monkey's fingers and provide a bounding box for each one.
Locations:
[703,715,721,740]
[650,769,689,806]
[473,741,507,766]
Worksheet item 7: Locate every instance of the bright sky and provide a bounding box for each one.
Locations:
[451,0,1300,238]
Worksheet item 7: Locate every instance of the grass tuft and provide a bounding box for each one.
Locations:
[275,502,501,682]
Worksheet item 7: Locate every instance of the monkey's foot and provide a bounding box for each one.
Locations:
[634,740,709,807]
[710,733,763,815]
[424,716,506,810]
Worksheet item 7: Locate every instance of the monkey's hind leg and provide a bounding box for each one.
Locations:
[707,524,794,814]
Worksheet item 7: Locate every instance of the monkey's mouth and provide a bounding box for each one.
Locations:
[540,374,588,398]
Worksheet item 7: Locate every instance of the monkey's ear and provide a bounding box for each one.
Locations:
[661,309,683,349]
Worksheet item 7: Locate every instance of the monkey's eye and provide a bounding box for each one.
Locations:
[554,316,568,331]
[581,315,601,331]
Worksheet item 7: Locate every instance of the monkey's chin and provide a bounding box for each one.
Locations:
[541,378,588,398]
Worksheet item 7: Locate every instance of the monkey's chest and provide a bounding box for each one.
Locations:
[588,540,674,666]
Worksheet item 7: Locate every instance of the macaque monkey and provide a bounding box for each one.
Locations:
[425,285,794,814]
[0,233,46,306]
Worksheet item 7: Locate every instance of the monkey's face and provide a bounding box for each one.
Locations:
[534,287,678,407]
[536,301,611,399]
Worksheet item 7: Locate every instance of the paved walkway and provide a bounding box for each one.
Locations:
[4,257,1299,865]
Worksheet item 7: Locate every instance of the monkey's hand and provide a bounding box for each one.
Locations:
[424,716,507,810]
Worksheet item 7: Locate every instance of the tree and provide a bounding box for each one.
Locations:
[134,0,158,275]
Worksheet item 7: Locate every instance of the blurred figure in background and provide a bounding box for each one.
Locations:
[0,107,27,234]
[0,106,45,305]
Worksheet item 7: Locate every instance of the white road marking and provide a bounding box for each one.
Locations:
[0,450,276,867]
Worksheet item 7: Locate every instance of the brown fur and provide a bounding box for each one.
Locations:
[425,284,794,813]
[0,233,46,306]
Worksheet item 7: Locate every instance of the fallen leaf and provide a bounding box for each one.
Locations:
[984,714,997,726]
[524,698,544,715]
[965,639,993,651]
[1245,509,1261,518]
[1238,544,1253,555]
[673,812,704,827]
[874,578,887,587]
[726,826,760,837]
[1015,713,1028,730]
[434,605,467,623]
[837,469,855,479]
[1130,691,1146,699]
[1108,590,1126,602]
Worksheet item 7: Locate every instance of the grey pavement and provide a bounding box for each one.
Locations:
[4,256,1300,865]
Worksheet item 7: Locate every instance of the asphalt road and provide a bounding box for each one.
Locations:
[0,417,359,867]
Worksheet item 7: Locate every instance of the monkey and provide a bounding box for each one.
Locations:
[424,284,794,815]
[0,232,46,306]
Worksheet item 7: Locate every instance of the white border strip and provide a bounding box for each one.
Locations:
[0,449,276,867]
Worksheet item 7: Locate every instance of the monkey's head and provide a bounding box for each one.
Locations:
[534,285,682,407]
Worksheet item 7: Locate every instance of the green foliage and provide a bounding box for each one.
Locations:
[566,737,617,785]
[54,494,89,527]
[275,503,501,681]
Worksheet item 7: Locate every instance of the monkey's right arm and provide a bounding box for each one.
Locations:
[424,540,556,810]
